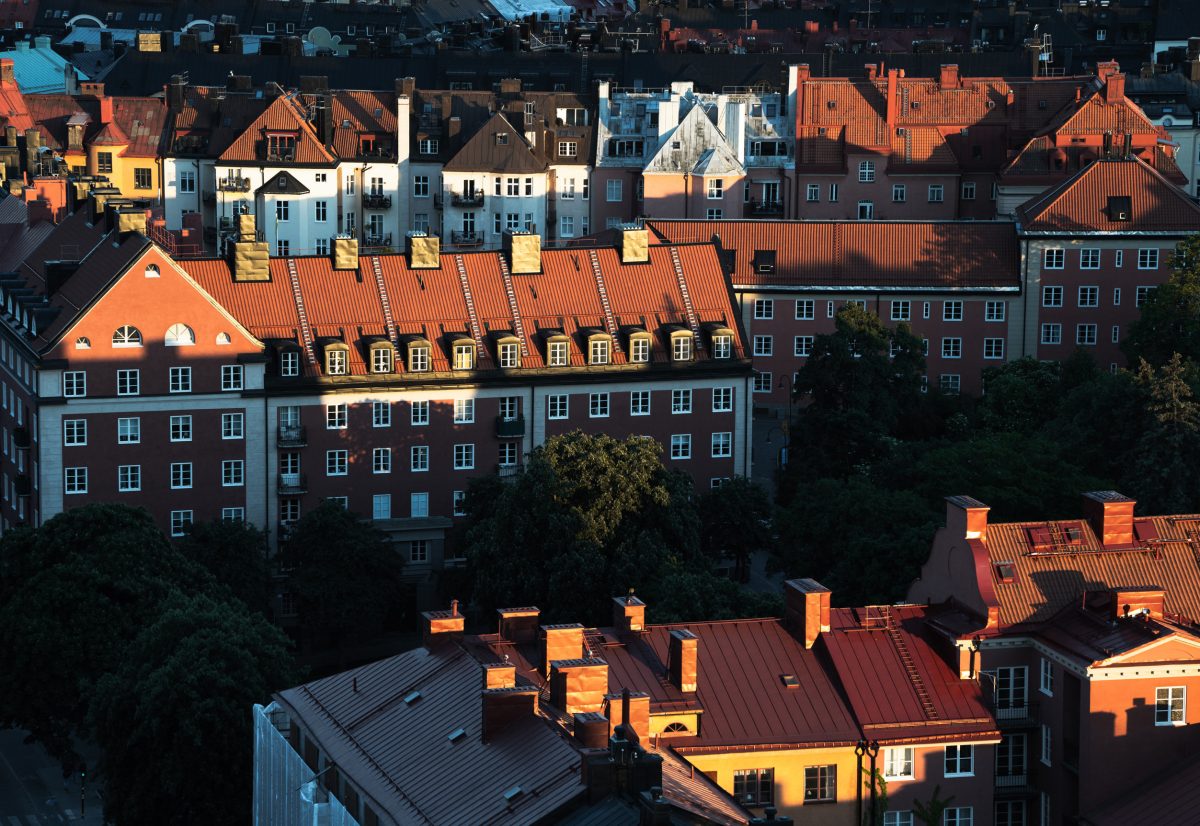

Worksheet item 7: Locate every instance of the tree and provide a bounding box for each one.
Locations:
[89,592,298,825]
[978,357,1063,433]
[279,502,405,652]
[176,518,272,615]
[912,785,955,826]
[1126,355,1200,513]
[698,477,774,582]
[1122,235,1200,367]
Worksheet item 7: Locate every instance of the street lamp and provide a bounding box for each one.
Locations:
[776,374,795,467]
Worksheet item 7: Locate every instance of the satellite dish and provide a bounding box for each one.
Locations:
[1163,117,1174,127]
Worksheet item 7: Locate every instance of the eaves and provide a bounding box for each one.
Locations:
[732,283,1021,294]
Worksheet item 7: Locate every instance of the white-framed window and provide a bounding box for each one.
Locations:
[221,365,243,391]
[222,460,244,487]
[1078,286,1099,307]
[1138,248,1160,269]
[548,340,569,366]
[372,494,392,521]
[222,413,244,440]
[276,240,290,257]
[984,338,1005,360]
[169,366,192,393]
[710,335,731,359]
[606,179,622,202]
[672,389,692,414]
[1043,248,1064,269]
[222,507,245,522]
[326,450,348,476]
[1039,658,1054,696]
[1113,287,1122,306]
[753,371,772,393]
[883,813,913,826]
[179,170,196,193]
[170,462,193,489]
[939,374,961,394]
[1076,324,1097,346]
[928,184,944,203]
[499,442,519,467]
[410,445,429,472]
[408,345,430,372]
[1156,686,1186,725]
[589,338,611,365]
[1136,285,1153,307]
[170,510,193,537]
[589,392,610,418]
[63,371,86,397]
[944,745,974,777]
[706,179,724,199]
[794,336,814,357]
[943,300,963,321]
[373,447,392,474]
[498,342,520,368]
[672,335,693,362]
[1040,724,1052,766]
[828,301,836,318]
[892,184,906,203]
[548,394,568,419]
[1040,794,1049,826]
[858,160,875,182]
[373,401,391,428]
[891,300,911,321]
[418,139,438,155]
[560,215,574,238]
[796,299,815,320]
[558,141,578,157]
[1112,325,1121,344]
[884,747,914,779]
[713,387,733,412]
[112,325,142,348]
[453,490,467,517]
[985,300,1005,321]
[453,443,475,470]
[65,466,88,494]
[944,808,973,826]
[1040,323,1062,345]
[326,403,348,429]
[411,400,430,426]
[711,432,732,458]
[961,181,976,200]
[116,369,140,396]
[670,434,692,460]
[371,347,393,374]
[706,208,723,220]
[754,299,774,320]
[275,200,289,222]
[411,492,430,518]
[630,391,650,416]
[164,323,195,346]
[1080,248,1100,269]
[409,538,429,562]
[63,419,87,447]
[117,464,140,492]
[1042,285,1063,307]
[857,200,874,220]
[413,175,429,197]
[806,183,820,202]
[170,415,192,442]
[941,338,962,359]
[117,417,140,444]
[753,335,773,357]
[280,351,300,377]
[453,398,475,424]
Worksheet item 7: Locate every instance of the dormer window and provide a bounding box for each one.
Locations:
[496,338,520,368]
[547,338,569,366]
[588,336,611,366]
[326,347,349,376]
[266,132,297,162]
[628,333,650,364]
[112,325,142,348]
[452,341,475,370]
[280,349,301,377]
[360,135,377,155]
[671,331,694,362]
[407,342,431,372]
[370,344,395,374]
[712,334,732,359]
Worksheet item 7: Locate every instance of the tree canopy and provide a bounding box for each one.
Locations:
[176,517,272,615]
[1123,234,1200,368]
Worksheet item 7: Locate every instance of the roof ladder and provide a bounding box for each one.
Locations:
[667,245,704,350]
[284,257,318,368]
[886,617,940,721]
[495,251,530,357]
[586,249,621,342]
[452,255,489,362]
[370,256,397,344]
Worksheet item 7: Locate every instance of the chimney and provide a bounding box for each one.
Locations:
[498,607,541,642]
[115,206,147,235]
[865,64,877,81]
[500,77,522,94]
[885,68,900,125]
[617,224,649,264]
[481,686,538,742]
[332,235,359,271]
[503,229,541,274]
[1110,587,1165,621]
[1104,72,1125,104]
[945,495,989,541]
[939,64,960,90]
[574,711,610,749]
[784,578,830,649]
[79,81,104,98]
[447,116,462,153]
[549,658,609,714]
[6,125,17,147]
[395,77,416,98]
[1082,491,1135,547]
[1096,60,1121,82]
[0,59,14,85]
[540,623,584,675]
[667,629,698,692]
[230,232,270,283]
[99,96,113,125]
[422,600,465,649]
[405,231,440,269]
[796,63,811,82]
[605,689,650,741]
[482,662,517,690]
[321,92,334,149]
[613,594,646,633]
[167,75,186,110]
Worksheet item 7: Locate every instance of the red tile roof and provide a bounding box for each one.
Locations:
[648,219,1020,291]
[0,73,33,132]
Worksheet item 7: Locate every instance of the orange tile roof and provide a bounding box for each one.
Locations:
[217,94,335,164]
[1017,156,1200,233]
[648,219,1020,290]
[889,125,957,170]
[0,74,33,132]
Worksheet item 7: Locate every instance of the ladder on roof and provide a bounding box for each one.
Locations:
[667,246,703,351]
[285,258,318,368]
[495,252,530,357]
[452,254,489,364]
[586,249,622,343]
[886,613,940,721]
[370,256,397,344]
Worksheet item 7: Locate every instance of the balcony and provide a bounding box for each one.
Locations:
[994,773,1035,797]
[278,473,307,494]
[495,415,525,438]
[451,230,484,246]
[265,149,296,162]
[364,193,393,210]
[277,425,307,447]
[746,200,784,216]
[498,464,520,478]
[365,233,393,247]
[992,702,1039,729]
[217,176,251,192]
[12,427,30,450]
[450,191,485,208]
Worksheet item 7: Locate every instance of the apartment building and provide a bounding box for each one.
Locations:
[910,492,1200,824]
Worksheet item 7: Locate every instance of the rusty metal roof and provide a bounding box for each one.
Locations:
[1083,754,1200,825]
[444,111,545,174]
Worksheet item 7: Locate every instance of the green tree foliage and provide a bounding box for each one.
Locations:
[912,785,955,826]
[279,501,405,650]
[176,518,272,615]
[698,477,774,582]
[1126,355,1200,513]
[89,593,298,825]
[1123,235,1200,367]
[978,357,1063,433]
[644,571,782,624]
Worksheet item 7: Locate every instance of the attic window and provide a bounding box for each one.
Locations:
[671,140,681,150]
[145,264,160,278]
[780,674,800,688]
[496,133,509,145]
[342,119,352,128]
[753,250,776,274]
[278,176,287,190]
[994,562,1016,584]
[1038,100,1048,110]
[403,690,422,705]
[1107,196,1132,222]
[75,337,91,350]
[663,722,690,732]
[911,100,920,110]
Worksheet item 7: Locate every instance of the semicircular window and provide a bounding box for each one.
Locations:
[663,722,689,733]
[112,325,142,347]
[165,323,196,346]
[75,336,91,350]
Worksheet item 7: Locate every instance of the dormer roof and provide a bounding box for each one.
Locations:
[644,104,743,176]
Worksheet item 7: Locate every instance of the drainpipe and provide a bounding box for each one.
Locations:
[867,740,880,824]
[855,740,865,826]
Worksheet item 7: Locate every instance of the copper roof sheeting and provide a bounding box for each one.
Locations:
[648,219,1020,291]
[1017,156,1200,232]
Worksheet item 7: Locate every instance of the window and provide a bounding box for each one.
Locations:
[454,444,475,470]
[891,301,911,322]
[64,466,88,494]
[277,240,290,257]
[499,443,519,467]
[419,139,439,155]
[63,419,87,447]
[858,161,875,182]
[280,351,300,377]
[753,336,773,357]
[672,335,693,362]
[112,325,142,348]
[803,765,836,803]
[97,152,113,173]
[753,371,772,393]
[453,491,467,517]
[326,350,348,375]
[221,365,243,391]
[409,345,431,373]
[589,392,610,418]
[1076,324,1097,346]
[372,447,392,474]
[670,434,691,460]
[829,183,839,202]
[711,432,732,458]
[589,338,611,365]
[940,374,961,394]
[631,391,650,416]
[1040,724,1051,766]
[892,184,906,203]
[796,299,815,320]
[560,215,574,237]
[1138,248,1160,270]
[962,181,976,201]
[753,299,774,320]
[373,401,391,428]
[169,366,192,393]
[943,300,963,321]
[985,301,1005,322]
[222,460,244,487]
[944,808,973,826]
[371,494,391,521]
[1136,285,1153,307]
[806,184,820,202]
[409,539,429,562]
[410,445,429,472]
[498,343,520,368]
[326,450,348,476]
[411,400,430,425]
[75,337,90,350]
[114,464,140,492]
[222,508,245,522]
[170,510,193,538]
[928,185,944,203]
[222,413,244,440]
[672,389,692,414]
[548,394,568,419]
[164,323,194,346]
[1042,286,1063,308]
[118,417,140,444]
[1080,249,1100,269]
[548,340,569,366]
[1113,287,1122,307]
[170,462,193,489]
[984,338,1004,359]
[1112,325,1121,344]
[1078,286,1099,307]
[506,177,520,196]
[1040,323,1062,345]
[944,744,974,777]
[884,814,913,826]
[884,747,914,779]
[117,369,140,396]
[795,336,814,357]
[713,387,734,413]
[734,768,774,807]
[857,200,874,220]
[414,175,430,197]
[326,403,348,429]
[1039,658,1054,696]
[275,200,290,222]
[606,180,622,202]
[1156,687,1186,725]
[558,141,578,157]
[941,338,962,359]
[706,208,723,220]
[453,398,475,424]
[1043,248,1064,269]
[923,302,930,319]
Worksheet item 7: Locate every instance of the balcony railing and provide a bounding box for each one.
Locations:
[451,230,484,246]
[746,200,784,216]
[450,191,485,207]
[498,464,520,478]
[266,149,296,162]
[217,176,251,192]
[495,415,525,438]
[363,193,392,209]
[277,425,307,447]
[994,773,1035,796]
[278,473,307,494]
[365,234,393,247]
[991,701,1039,729]
[12,427,30,450]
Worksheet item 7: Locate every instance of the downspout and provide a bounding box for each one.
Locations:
[867,740,880,824]
[855,740,866,826]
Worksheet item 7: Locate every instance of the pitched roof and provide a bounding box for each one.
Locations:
[443,111,545,174]
[647,219,1020,291]
[1083,756,1200,825]
[0,69,33,131]
[217,94,336,164]
[23,93,166,156]
[644,104,743,176]
[1017,156,1200,233]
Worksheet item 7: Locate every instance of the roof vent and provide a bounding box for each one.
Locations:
[780,674,800,688]
[503,786,524,802]
[994,562,1016,584]
[448,727,466,742]
[404,690,422,705]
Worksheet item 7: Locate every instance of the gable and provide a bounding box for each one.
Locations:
[645,106,743,176]
[1102,635,1200,667]
[444,112,544,174]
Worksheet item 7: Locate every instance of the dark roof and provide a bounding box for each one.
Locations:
[1083,756,1200,825]
[444,111,545,173]
[256,170,310,195]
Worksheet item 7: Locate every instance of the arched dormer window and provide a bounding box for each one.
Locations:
[543,332,569,367]
[75,336,91,350]
[112,325,142,348]
[586,332,612,366]
[368,340,395,374]
[165,323,195,346]
[704,323,734,359]
[626,329,651,364]
[663,722,688,733]
[323,341,350,376]
[144,264,160,278]
[278,344,301,377]
[450,336,475,371]
[494,334,520,369]
[216,332,232,345]
[405,338,431,372]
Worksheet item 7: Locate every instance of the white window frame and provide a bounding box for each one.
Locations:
[411,400,430,426]
[1156,686,1186,726]
[670,433,692,460]
[883,747,914,780]
[453,443,475,470]
[944,744,974,777]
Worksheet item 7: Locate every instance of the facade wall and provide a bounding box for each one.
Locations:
[642,172,746,221]
[548,163,591,240]
[88,143,160,201]
[791,163,963,221]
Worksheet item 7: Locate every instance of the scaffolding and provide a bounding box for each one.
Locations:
[253,702,359,826]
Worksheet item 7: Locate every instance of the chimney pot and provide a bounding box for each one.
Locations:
[613,594,646,633]
[784,578,830,649]
[1082,491,1135,547]
[540,623,584,675]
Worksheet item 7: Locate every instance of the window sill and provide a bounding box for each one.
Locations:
[944,773,974,779]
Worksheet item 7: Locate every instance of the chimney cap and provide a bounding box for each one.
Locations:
[498,606,540,616]
[669,628,698,641]
[614,594,646,607]
[1083,490,1134,504]
[785,577,830,595]
[945,494,989,509]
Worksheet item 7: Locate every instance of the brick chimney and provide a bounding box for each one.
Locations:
[796,64,811,82]
[865,64,878,81]
[613,594,646,633]
[421,599,464,649]
[667,629,698,692]
[784,578,830,649]
[885,68,900,125]
[945,495,989,541]
[481,686,538,742]
[1096,60,1121,82]
[549,658,609,714]
[540,623,584,675]
[939,64,960,90]
[405,231,440,269]
[1111,587,1165,621]
[1082,491,1135,547]
[498,607,541,642]
[574,711,610,749]
[0,59,14,85]
[99,96,113,125]
[605,689,650,741]
[482,662,516,689]
[1104,72,1125,104]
